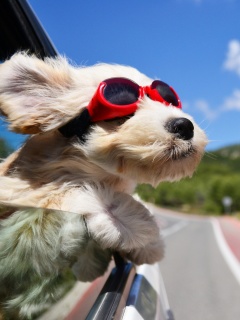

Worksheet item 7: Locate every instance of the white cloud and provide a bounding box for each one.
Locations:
[222,89,240,110]
[192,92,240,120]
[223,39,240,76]
[186,40,240,119]
[189,90,240,120]
[194,99,218,120]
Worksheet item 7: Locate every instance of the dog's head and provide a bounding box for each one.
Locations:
[0,53,207,186]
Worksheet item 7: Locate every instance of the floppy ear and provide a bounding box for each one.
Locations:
[0,53,86,134]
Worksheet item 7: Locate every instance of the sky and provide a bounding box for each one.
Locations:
[1,0,240,151]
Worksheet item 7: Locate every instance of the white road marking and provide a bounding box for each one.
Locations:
[161,220,188,238]
[212,218,240,286]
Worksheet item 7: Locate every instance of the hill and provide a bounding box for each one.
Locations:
[137,144,240,215]
[215,144,240,160]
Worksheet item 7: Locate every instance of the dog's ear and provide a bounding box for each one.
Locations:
[0,53,82,134]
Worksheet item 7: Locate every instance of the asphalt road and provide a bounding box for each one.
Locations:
[151,206,240,320]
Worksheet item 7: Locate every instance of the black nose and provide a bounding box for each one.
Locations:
[166,117,194,140]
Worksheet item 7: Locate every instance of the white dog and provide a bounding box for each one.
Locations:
[0,53,207,317]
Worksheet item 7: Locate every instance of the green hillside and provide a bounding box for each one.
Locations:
[137,144,240,215]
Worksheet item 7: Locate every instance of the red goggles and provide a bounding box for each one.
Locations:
[87,77,182,122]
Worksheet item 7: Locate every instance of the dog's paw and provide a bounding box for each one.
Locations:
[85,189,160,251]
[123,236,165,265]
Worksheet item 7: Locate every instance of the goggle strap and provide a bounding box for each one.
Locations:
[58,108,91,141]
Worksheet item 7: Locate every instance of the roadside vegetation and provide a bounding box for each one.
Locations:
[137,145,240,216]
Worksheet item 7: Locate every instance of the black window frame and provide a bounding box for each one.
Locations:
[0,0,57,60]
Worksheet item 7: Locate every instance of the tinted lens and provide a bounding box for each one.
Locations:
[103,80,139,105]
[151,80,178,106]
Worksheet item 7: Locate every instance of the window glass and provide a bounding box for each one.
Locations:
[0,204,112,319]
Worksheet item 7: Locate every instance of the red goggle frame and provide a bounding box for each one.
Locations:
[87,77,182,122]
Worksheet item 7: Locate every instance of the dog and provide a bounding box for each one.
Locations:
[0,52,207,317]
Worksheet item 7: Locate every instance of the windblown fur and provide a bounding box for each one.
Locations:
[0,53,207,317]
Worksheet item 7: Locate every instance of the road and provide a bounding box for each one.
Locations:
[151,205,240,320]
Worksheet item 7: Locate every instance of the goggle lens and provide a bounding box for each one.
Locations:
[103,79,139,105]
[151,80,179,107]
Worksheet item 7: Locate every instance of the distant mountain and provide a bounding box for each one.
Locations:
[202,144,240,174]
[213,144,240,160]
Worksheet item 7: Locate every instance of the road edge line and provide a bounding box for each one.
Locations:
[211,218,240,286]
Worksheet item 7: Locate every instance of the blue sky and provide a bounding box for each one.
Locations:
[1,0,240,151]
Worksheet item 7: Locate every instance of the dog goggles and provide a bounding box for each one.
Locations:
[87,77,182,122]
[59,77,182,140]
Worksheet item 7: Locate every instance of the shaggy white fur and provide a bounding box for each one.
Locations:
[0,53,207,317]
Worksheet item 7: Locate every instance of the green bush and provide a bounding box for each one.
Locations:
[137,146,240,215]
